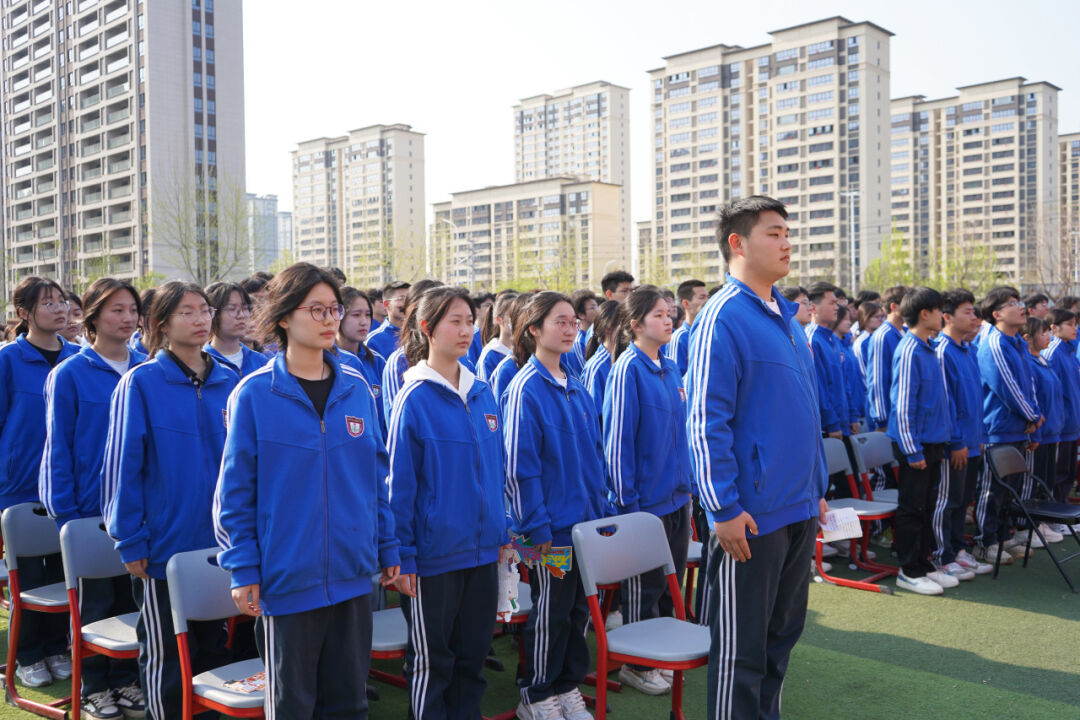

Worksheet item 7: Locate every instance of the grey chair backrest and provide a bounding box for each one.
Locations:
[2,503,60,573]
[60,516,126,590]
[850,432,896,474]
[571,512,675,598]
[165,548,236,635]
[988,444,1028,480]
[823,437,852,476]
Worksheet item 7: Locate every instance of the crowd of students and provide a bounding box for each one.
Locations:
[1,192,1077,719]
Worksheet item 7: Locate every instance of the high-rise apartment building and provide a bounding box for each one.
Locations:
[244,192,277,274]
[1060,132,1080,286]
[276,209,291,258]
[291,124,425,286]
[646,17,892,287]
[429,176,622,291]
[890,78,1059,285]
[1,0,245,295]
[514,81,631,267]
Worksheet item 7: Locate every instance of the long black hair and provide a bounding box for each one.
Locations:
[255,263,343,352]
[12,276,66,337]
[145,281,212,354]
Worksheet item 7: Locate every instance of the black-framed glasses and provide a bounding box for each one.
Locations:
[297,303,345,322]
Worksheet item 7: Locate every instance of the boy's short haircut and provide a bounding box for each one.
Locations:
[1048,307,1077,327]
[677,279,707,303]
[600,270,634,295]
[1058,295,1080,311]
[899,286,943,328]
[716,195,788,263]
[807,281,839,305]
[941,289,976,316]
[779,285,807,302]
[881,285,910,313]
[570,289,599,317]
[1023,293,1049,308]
[979,286,1021,320]
[853,289,881,310]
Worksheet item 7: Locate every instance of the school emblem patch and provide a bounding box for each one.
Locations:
[678,387,686,402]
[346,416,364,437]
[485,413,498,432]
[372,384,382,397]
[222,409,228,427]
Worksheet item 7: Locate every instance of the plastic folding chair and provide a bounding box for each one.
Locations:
[986,445,1080,592]
[850,431,900,504]
[2,502,71,719]
[369,606,408,690]
[59,517,140,719]
[818,438,900,594]
[165,548,265,719]
[572,512,709,720]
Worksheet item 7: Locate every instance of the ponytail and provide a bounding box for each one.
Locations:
[482,291,518,345]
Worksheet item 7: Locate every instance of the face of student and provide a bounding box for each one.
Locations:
[384,289,409,325]
[217,290,250,342]
[372,300,387,323]
[578,299,598,326]
[665,297,678,322]
[812,291,839,325]
[477,298,494,322]
[607,282,632,303]
[1054,318,1078,343]
[425,297,475,360]
[793,294,812,325]
[945,302,980,336]
[1033,326,1052,352]
[683,287,709,319]
[24,286,69,335]
[729,210,791,282]
[993,297,1027,330]
[834,314,852,337]
[61,304,83,341]
[279,283,340,353]
[95,289,140,345]
[162,292,213,350]
[532,301,578,355]
[634,298,674,346]
[865,309,886,333]
[339,296,372,346]
[918,308,944,333]
[1029,301,1049,319]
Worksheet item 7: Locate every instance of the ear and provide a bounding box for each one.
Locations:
[16,307,28,321]
[727,232,744,258]
[278,316,289,333]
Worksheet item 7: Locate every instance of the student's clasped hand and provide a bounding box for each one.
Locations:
[715,512,758,562]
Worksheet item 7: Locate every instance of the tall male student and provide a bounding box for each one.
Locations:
[1043,308,1080,531]
[665,279,708,376]
[866,285,909,431]
[806,282,857,439]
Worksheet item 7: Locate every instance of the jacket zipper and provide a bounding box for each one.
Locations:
[462,396,485,565]
[320,416,330,604]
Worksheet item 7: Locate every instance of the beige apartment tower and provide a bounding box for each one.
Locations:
[890,78,1059,287]
[429,177,623,291]
[646,16,892,287]
[514,81,631,268]
[1,0,246,296]
[1061,133,1080,286]
[291,124,425,287]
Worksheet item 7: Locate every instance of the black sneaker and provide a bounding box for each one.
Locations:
[113,684,146,719]
[82,689,122,720]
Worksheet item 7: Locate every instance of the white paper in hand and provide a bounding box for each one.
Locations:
[819,507,862,543]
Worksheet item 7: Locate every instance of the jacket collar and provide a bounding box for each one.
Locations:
[526,354,577,390]
[153,348,235,386]
[625,341,670,375]
[403,359,478,403]
[268,349,354,410]
[724,274,797,326]
[15,334,78,364]
[81,344,148,373]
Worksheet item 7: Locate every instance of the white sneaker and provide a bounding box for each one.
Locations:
[955,550,994,575]
[972,544,1014,565]
[926,570,960,588]
[659,669,673,684]
[604,610,623,631]
[811,558,833,574]
[1037,523,1064,543]
[517,696,566,720]
[82,689,122,720]
[829,541,851,558]
[15,660,52,688]
[1049,523,1074,536]
[618,666,671,695]
[818,540,838,558]
[897,572,943,595]
[557,688,593,720]
[45,654,72,680]
[1008,530,1044,550]
[938,562,975,582]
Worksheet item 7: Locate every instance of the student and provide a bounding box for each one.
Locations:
[687,197,827,720]
[40,278,147,717]
[600,271,634,303]
[779,285,811,328]
[466,291,492,367]
[203,282,270,377]
[973,287,1042,564]
[477,291,518,383]
[382,280,446,418]
[386,286,510,719]
[603,286,692,696]
[367,281,411,359]
[215,264,399,717]
[488,292,536,401]
[665,280,708,376]
[581,300,628,419]
[1020,317,1065,546]
[853,301,885,379]
[240,272,273,308]
[1023,293,1050,320]
[886,287,957,595]
[61,291,86,345]
[336,286,389,436]
[805,282,854,440]
[368,287,387,330]
[1,277,80,689]
[102,282,238,720]
[832,305,865,431]
[935,290,993,579]
[866,285,910,431]
[570,289,599,368]
[128,287,156,355]
[502,291,608,720]
[1043,307,1080,533]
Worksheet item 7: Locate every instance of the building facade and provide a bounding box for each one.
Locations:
[429,177,623,292]
[1,0,245,295]
[244,192,276,274]
[890,78,1060,286]
[1061,132,1080,287]
[276,208,292,259]
[290,124,425,287]
[514,81,631,265]
[645,16,892,287]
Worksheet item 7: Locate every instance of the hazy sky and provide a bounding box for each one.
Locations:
[243,0,1078,224]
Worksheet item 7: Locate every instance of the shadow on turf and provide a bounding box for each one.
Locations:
[801,607,1080,708]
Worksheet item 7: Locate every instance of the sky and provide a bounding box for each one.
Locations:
[242,0,1079,225]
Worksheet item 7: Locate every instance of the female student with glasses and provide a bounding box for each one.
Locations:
[335,286,389,437]
[204,282,270,378]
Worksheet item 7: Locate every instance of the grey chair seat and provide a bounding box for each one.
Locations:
[606,616,709,662]
[21,581,68,608]
[0,564,8,581]
[192,658,265,709]
[372,608,407,653]
[513,581,532,617]
[687,541,703,564]
[872,488,899,504]
[82,612,139,652]
[827,498,897,517]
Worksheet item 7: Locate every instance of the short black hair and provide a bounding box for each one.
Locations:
[941,289,976,316]
[807,281,839,305]
[383,280,411,296]
[472,291,495,306]
[1058,295,1080,311]
[326,267,347,286]
[570,289,598,317]
[600,271,634,295]
[1048,307,1077,327]
[677,279,706,303]
[980,286,1021,320]
[834,287,848,301]
[779,285,807,302]
[1023,293,1049,308]
[716,195,788,263]
[900,286,942,328]
[853,289,881,310]
[881,286,910,313]
[1022,315,1050,341]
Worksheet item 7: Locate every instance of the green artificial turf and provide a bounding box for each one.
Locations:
[0,548,1077,719]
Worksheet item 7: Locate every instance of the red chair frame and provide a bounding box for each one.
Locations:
[67,584,139,719]
[176,628,264,720]
[4,562,71,719]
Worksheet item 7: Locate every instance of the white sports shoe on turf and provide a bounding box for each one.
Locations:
[955,550,994,575]
[896,572,944,595]
[938,562,975,581]
[926,570,960,588]
[557,688,594,720]
[972,544,1014,564]
[618,666,671,695]
[1037,523,1064,543]
[1007,530,1044,550]
[1049,523,1074,537]
[517,696,566,720]
[604,609,623,631]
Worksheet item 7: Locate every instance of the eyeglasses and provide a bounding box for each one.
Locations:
[171,308,216,322]
[1004,300,1024,309]
[297,303,345,322]
[42,300,70,312]
[223,304,253,318]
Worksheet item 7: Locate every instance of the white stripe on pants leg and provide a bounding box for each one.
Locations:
[522,568,551,706]
[409,579,431,718]
[975,458,994,546]
[715,551,736,720]
[143,579,165,720]
[931,460,950,565]
[262,616,276,720]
